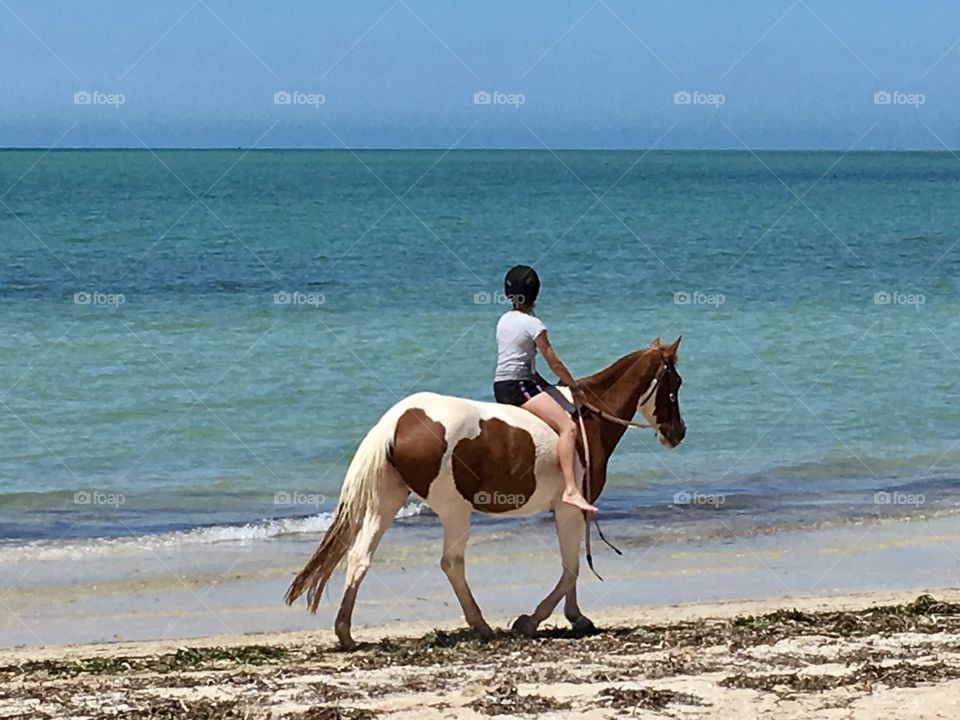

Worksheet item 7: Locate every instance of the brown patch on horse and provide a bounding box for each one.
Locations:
[391,408,447,499]
[452,418,537,512]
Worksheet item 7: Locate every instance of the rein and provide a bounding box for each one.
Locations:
[574,363,666,580]
[579,402,654,430]
[573,402,601,579]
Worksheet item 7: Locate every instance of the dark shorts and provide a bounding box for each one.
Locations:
[493,378,547,406]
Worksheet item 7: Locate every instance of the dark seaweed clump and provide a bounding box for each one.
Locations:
[467,682,572,715]
[596,685,706,710]
[283,708,377,720]
[721,660,960,698]
[0,644,290,679]
[107,698,246,719]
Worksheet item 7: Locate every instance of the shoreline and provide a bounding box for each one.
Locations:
[4,467,957,549]
[4,588,960,719]
[2,585,956,661]
[3,509,960,652]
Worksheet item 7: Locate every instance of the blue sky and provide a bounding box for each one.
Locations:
[2,0,959,149]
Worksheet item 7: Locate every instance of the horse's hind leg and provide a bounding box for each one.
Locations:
[334,468,409,649]
[513,504,585,636]
[440,509,493,638]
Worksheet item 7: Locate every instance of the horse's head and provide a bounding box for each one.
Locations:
[637,336,686,448]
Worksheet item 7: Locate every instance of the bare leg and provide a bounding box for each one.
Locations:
[334,469,409,649]
[440,509,493,637]
[513,504,584,636]
[521,392,597,513]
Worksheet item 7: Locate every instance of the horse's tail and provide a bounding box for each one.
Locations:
[284,412,395,612]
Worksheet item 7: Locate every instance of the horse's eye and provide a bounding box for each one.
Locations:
[669,393,676,402]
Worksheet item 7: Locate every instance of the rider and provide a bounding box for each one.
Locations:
[492,265,597,513]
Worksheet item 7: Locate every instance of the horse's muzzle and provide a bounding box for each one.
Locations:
[660,421,686,448]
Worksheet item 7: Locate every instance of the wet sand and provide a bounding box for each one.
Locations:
[4,510,960,648]
[3,509,960,717]
[3,589,960,718]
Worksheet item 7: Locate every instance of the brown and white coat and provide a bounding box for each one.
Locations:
[286,338,685,648]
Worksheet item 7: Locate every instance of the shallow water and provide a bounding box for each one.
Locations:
[2,149,959,548]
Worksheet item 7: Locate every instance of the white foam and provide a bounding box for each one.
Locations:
[397,500,428,518]
[0,513,334,563]
[0,500,430,564]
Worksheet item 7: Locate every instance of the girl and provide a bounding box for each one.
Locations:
[492,265,597,513]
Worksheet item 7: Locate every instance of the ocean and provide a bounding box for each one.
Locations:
[2,149,959,553]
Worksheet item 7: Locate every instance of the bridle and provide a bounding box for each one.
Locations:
[574,359,678,580]
[577,361,672,430]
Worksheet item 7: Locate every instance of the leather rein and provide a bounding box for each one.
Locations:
[574,362,667,580]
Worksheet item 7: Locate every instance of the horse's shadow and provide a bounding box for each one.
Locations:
[335,621,634,654]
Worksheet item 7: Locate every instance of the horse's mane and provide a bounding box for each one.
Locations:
[579,347,653,388]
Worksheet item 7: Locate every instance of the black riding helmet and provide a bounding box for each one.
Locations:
[504,265,540,307]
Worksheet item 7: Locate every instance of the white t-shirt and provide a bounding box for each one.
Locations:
[494,310,547,381]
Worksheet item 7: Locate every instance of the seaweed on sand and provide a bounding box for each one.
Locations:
[0,644,290,679]
[101,698,248,719]
[467,682,571,715]
[622,593,960,651]
[4,594,960,719]
[283,708,377,720]
[596,686,706,711]
[721,660,960,698]
[338,594,960,673]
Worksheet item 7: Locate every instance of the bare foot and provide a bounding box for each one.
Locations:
[562,489,598,513]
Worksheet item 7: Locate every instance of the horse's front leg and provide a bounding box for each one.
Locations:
[513,503,585,636]
[563,583,596,632]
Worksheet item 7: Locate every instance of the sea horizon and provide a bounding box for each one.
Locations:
[3,146,959,153]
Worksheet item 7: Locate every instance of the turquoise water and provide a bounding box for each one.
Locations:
[2,149,959,543]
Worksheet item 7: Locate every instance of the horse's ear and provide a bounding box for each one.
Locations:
[664,336,681,356]
[650,337,661,348]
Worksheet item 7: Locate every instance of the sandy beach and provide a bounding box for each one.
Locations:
[7,1,960,717]
[2,588,960,719]
[4,499,960,718]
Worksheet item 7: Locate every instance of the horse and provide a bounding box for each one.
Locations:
[285,336,685,648]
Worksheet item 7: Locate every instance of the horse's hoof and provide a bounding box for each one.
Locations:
[571,616,596,633]
[511,614,538,637]
[335,625,357,651]
[474,623,495,640]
